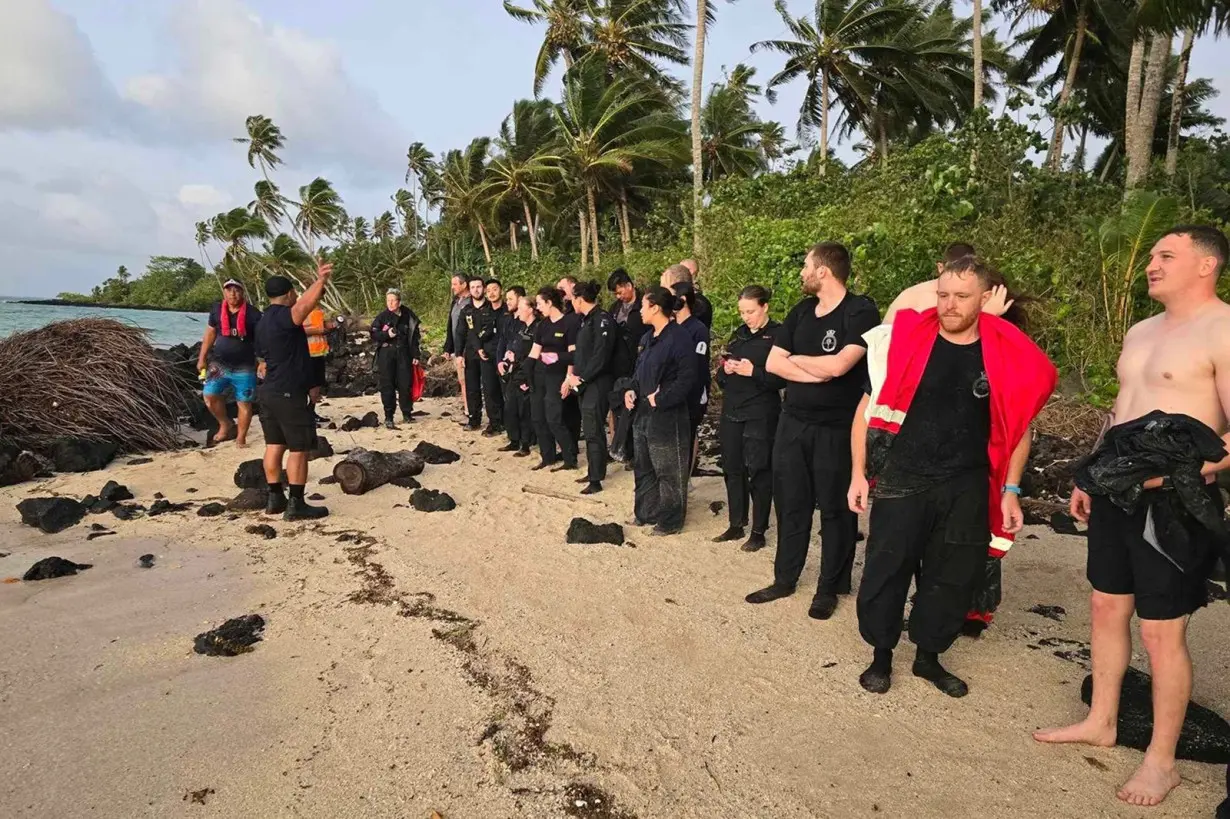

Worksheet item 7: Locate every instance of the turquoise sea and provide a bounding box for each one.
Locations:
[0,301,209,348]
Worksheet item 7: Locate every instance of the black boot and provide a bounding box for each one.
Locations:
[859,648,893,694]
[265,489,287,515]
[580,481,602,495]
[712,525,745,543]
[808,592,839,620]
[745,584,795,604]
[284,495,329,521]
[384,418,396,430]
[912,650,969,698]
[740,532,767,552]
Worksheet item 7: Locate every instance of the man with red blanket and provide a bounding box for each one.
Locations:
[848,257,1057,697]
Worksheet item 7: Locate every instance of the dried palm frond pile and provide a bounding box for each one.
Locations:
[1034,393,1106,451]
[0,319,188,451]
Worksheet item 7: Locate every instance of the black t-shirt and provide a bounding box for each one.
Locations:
[535,312,581,373]
[207,303,262,369]
[877,336,991,497]
[255,304,312,394]
[777,294,879,425]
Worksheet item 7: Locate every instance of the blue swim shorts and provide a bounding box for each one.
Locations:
[203,367,258,403]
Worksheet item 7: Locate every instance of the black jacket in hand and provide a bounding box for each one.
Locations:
[573,307,616,385]
[369,306,421,361]
[1075,410,1229,572]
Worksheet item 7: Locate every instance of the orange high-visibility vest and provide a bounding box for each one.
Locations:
[306,309,329,357]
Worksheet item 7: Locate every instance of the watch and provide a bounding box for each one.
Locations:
[1002,484,1021,496]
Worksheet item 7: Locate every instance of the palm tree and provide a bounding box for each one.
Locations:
[752,0,918,176]
[373,211,396,242]
[487,99,560,261]
[552,63,685,265]
[699,64,770,181]
[439,137,497,270]
[582,0,691,91]
[690,0,737,256]
[194,220,217,278]
[352,216,371,244]
[294,178,345,254]
[404,141,435,237]
[261,234,314,280]
[249,180,285,227]
[210,208,273,279]
[234,115,285,179]
[504,0,588,95]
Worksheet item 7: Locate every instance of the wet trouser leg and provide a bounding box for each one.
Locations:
[641,404,690,532]
[505,379,530,448]
[531,372,552,462]
[481,358,503,426]
[463,354,483,426]
[771,414,817,589]
[542,370,577,466]
[393,355,413,419]
[632,411,658,524]
[720,415,750,528]
[580,377,611,483]
[857,473,989,653]
[376,348,397,420]
[564,393,582,447]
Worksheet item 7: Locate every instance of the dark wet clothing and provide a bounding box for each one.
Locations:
[370,306,421,421]
[574,308,617,484]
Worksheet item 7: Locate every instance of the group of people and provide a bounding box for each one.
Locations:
[198,224,1230,811]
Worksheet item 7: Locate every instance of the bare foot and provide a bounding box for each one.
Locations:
[1033,718,1116,747]
[211,424,236,446]
[235,438,249,449]
[1117,758,1180,807]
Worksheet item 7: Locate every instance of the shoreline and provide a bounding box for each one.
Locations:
[8,299,206,314]
[1,393,1227,817]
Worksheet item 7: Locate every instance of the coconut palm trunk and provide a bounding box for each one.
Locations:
[587,184,601,267]
[691,0,707,255]
[1126,32,1172,190]
[522,201,540,261]
[878,120,889,166]
[619,187,632,254]
[1122,36,1147,186]
[972,0,984,108]
[1047,0,1089,171]
[819,66,830,176]
[477,223,493,272]
[579,210,589,267]
[1165,28,1195,178]
[510,222,519,251]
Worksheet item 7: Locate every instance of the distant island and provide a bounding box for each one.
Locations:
[13,299,205,314]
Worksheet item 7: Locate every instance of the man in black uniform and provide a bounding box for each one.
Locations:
[745,242,880,619]
[607,268,643,460]
[254,264,333,521]
[458,276,503,434]
[497,291,539,455]
[664,261,713,328]
[567,281,617,494]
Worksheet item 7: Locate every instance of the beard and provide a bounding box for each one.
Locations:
[801,277,821,296]
[939,312,978,334]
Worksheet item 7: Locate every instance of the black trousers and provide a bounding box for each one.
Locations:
[772,413,858,595]
[720,412,777,534]
[504,378,534,450]
[856,472,990,654]
[536,368,577,466]
[376,347,412,420]
[580,377,612,483]
[632,404,690,531]
[564,392,581,446]
[464,355,504,427]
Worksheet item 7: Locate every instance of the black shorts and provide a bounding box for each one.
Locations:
[1087,484,1222,620]
[257,387,317,452]
[310,357,327,389]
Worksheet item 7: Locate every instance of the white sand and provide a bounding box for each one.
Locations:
[1,394,1226,818]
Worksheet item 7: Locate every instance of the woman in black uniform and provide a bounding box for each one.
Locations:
[567,281,617,494]
[714,285,786,551]
[528,286,581,471]
[671,282,711,473]
[624,287,697,536]
[498,294,541,456]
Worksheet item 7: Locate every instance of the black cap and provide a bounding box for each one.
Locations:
[265,275,294,298]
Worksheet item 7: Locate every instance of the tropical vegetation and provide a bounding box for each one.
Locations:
[65,0,1230,399]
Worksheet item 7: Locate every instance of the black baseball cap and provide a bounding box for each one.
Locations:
[265,275,294,298]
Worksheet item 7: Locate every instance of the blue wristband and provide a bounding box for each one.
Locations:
[1003,484,1021,495]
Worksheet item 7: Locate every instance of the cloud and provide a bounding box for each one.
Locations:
[0,0,122,131]
[122,0,407,179]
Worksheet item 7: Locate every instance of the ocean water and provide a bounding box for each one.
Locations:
[0,302,209,348]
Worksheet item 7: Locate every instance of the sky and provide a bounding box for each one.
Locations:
[1,0,1227,298]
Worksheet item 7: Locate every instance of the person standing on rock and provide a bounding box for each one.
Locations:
[1035,225,1230,809]
[744,243,879,620]
[443,272,468,411]
[458,276,503,435]
[567,281,617,495]
[848,256,1054,699]
[498,291,539,456]
[254,264,333,521]
[197,279,261,447]
[624,287,697,536]
[528,286,581,472]
[370,288,421,429]
[714,285,786,552]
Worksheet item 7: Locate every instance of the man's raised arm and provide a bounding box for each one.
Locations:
[291,262,333,326]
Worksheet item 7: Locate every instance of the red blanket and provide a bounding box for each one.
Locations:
[220,302,249,339]
[867,309,1057,556]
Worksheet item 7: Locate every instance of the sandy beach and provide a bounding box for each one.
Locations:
[2,393,1227,818]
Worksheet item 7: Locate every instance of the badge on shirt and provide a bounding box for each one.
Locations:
[821,329,837,353]
[695,341,707,355]
[973,371,990,399]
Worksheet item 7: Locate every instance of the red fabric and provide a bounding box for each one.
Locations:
[870,309,1058,556]
[220,301,248,339]
[411,361,426,402]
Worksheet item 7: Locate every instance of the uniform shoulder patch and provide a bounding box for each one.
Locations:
[695,341,708,355]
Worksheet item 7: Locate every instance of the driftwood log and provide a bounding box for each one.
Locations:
[332,448,424,495]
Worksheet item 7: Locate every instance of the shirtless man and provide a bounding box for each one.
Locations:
[884,243,1013,323]
[1034,224,1230,808]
